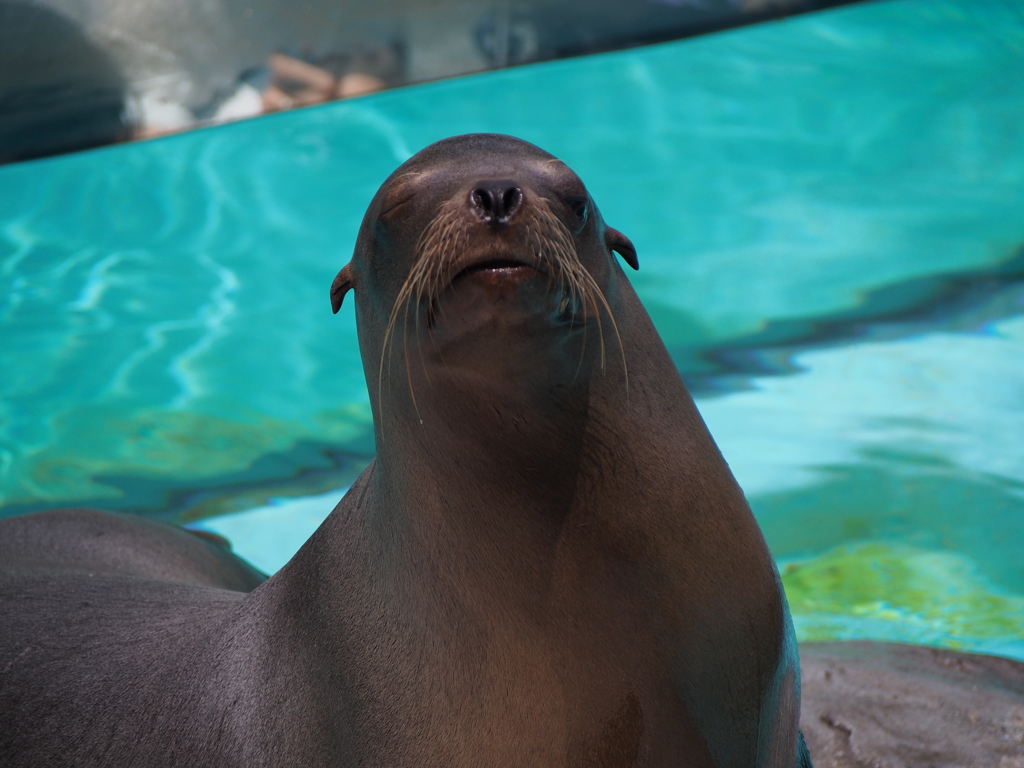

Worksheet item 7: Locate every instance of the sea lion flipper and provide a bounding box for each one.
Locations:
[606,227,638,270]
[331,263,356,313]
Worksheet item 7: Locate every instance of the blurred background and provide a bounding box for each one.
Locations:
[1,0,855,163]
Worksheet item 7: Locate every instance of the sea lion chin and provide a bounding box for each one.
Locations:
[0,133,811,768]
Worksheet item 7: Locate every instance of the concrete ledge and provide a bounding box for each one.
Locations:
[801,641,1024,767]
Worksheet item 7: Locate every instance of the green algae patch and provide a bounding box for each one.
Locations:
[781,541,1024,655]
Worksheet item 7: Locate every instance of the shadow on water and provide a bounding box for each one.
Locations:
[0,438,371,524]
[752,451,1024,594]
[676,244,1024,396]
[2,244,1021,525]
[0,2,129,164]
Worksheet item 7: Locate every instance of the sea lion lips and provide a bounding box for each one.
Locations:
[449,256,547,287]
[431,255,557,332]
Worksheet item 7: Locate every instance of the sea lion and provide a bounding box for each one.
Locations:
[0,133,810,767]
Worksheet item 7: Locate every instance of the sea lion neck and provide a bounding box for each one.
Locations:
[361,349,609,617]
[371,328,602,520]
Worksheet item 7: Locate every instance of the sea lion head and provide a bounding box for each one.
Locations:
[331,134,638,453]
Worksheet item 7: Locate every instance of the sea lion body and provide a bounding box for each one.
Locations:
[0,508,266,591]
[0,134,809,767]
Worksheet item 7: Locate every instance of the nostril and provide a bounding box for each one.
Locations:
[471,188,495,215]
[470,180,523,225]
[502,187,522,218]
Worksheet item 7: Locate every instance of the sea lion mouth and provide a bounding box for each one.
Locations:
[441,257,585,326]
[450,256,548,287]
[389,195,608,330]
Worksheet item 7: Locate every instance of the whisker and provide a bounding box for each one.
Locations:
[378,191,629,431]
[379,199,467,427]
[531,198,629,396]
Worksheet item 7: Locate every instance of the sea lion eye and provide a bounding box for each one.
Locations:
[566,198,588,227]
[380,192,416,218]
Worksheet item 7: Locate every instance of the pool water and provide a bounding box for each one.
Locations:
[2,0,1023,660]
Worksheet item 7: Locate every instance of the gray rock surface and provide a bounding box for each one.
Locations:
[800,642,1024,768]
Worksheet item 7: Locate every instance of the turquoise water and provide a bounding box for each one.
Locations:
[2,0,1024,659]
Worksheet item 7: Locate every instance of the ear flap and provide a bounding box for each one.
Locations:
[606,227,639,270]
[330,264,355,314]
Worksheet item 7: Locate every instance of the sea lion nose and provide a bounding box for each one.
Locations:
[469,180,523,226]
